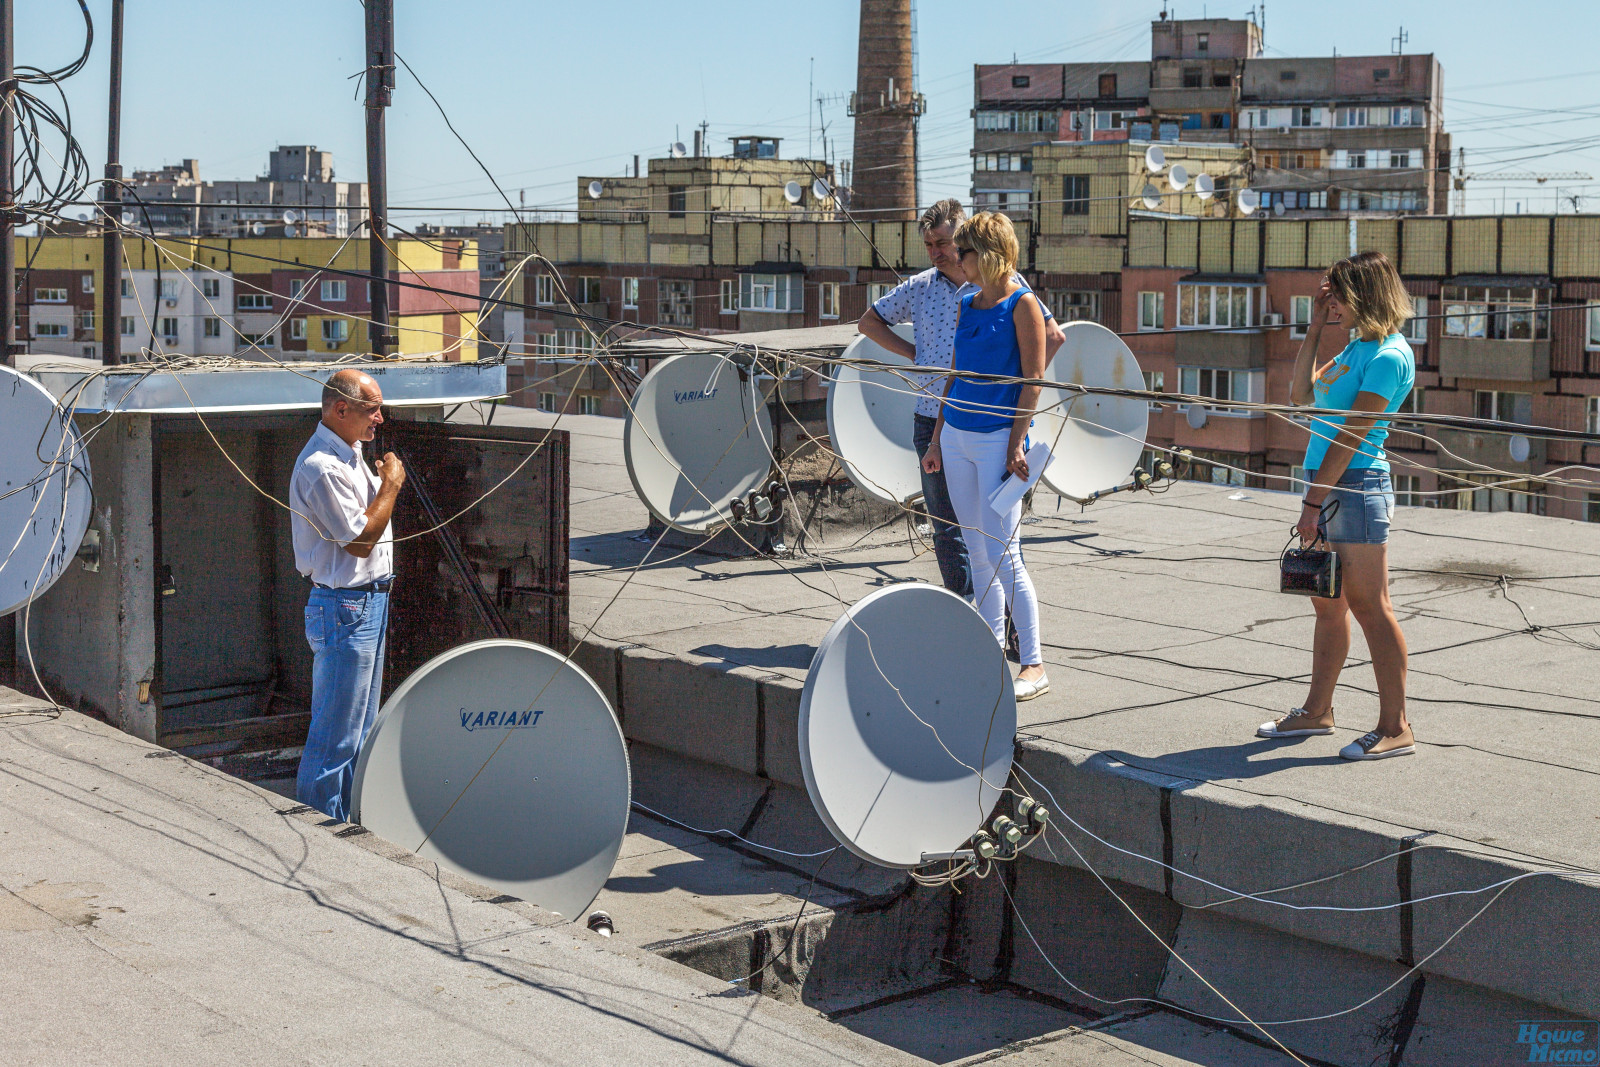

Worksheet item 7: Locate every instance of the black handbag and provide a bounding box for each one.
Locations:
[1280,499,1341,599]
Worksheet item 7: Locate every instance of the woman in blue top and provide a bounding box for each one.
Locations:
[1257,251,1417,760]
[921,212,1050,701]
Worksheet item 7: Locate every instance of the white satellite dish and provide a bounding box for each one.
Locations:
[670,142,688,159]
[587,180,604,200]
[1237,187,1260,215]
[827,324,921,505]
[784,181,804,205]
[1509,435,1532,463]
[1273,200,1287,216]
[1186,403,1209,430]
[284,224,300,238]
[352,639,630,920]
[1168,163,1189,192]
[1032,322,1150,503]
[120,211,134,225]
[1195,173,1216,200]
[0,365,93,618]
[250,221,266,236]
[798,584,1016,868]
[282,209,299,225]
[623,352,775,533]
[1139,184,1162,211]
[1144,144,1166,173]
[812,178,831,200]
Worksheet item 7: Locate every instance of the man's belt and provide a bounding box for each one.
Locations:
[313,576,395,594]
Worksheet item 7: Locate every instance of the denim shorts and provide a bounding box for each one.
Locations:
[1312,467,1394,545]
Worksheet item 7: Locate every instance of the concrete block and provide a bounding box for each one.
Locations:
[1411,845,1600,1017]
[618,646,759,775]
[566,635,620,713]
[1404,971,1595,1067]
[760,676,806,789]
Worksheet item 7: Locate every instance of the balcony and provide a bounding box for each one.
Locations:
[1436,337,1550,382]
[1173,328,1267,369]
[1433,427,1545,473]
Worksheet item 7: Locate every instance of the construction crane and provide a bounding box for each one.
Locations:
[1453,149,1592,212]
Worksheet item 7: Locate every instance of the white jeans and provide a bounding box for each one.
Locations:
[939,424,1043,667]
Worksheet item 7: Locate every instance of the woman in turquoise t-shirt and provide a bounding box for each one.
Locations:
[1256,251,1417,761]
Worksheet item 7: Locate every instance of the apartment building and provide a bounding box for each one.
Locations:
[1119,213,1600,521]
[15,234,480,362]
[127,146,368,238]
[973,16,1449,220]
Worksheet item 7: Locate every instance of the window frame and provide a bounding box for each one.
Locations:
[658,279,694,326]
[1062,175,1090,216]
[535,275,555,306]
[1443,285,1549,341]
[81,274,95,294]
[321,318,350,345]
[1176,283,1257,330]
[1290,295,1312,338]
[34,287,68,303]
[819,281,840,320]
[621,277,639,310]
[120,316,135,336]
[1586,306,1600,350]
[719,278,737,315]
[289,318,306,341]
[158,317,179,339]
[203,317,222,338]
[320,279,347,303]
[237,292,273,311]
[1586,396,1599,436]
[667,186,687,218]
[34,321,69,338]
[538,392,558,413]
[1177,365,1263,410]
[1137,290,1164,331]
[577,394,602,417]
[1474,389,1533,424]
[737,272,803,314]
[1401,296,1428,342]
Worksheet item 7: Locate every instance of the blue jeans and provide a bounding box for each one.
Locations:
[914,414,973,597]
[297,586,390,821]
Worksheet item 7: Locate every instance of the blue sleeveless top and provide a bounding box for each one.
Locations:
[944,288,1029,434]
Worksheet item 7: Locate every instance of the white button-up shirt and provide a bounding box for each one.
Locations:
[290,422,394,588]
[870,268,1054,418]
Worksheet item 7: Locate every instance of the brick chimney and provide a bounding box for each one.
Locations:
[850,0,923,220]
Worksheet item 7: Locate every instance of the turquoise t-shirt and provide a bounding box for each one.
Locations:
[1302,333,1415,473]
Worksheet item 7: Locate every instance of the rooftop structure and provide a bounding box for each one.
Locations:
[127,145,368,238]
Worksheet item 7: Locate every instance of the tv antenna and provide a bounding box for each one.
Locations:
[1391,26,1408,55]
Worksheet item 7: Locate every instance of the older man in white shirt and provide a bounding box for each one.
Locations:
[290,368,406,820]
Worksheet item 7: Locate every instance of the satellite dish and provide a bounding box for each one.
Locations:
[1509,435,1531,463]
[1144,144,1167,173]
[784,181,803,205]
[670,142,688,159]
[798,584,1015,868]
[1186,403,1209,430]
[586,180,604,200]
[827,324,921,505]
[284,224,300,238]
[282,209,299,224]
[1168,163,1189,192]
[0,365,93,619]
[1032,322,1151,502]
[1237,187,1260,215]
[121,211,134,225]
[811,178,831,200]
[1273,200,1287,216]
[250,221,266,236]
[1195,173,1216,200]
[1140,184,1162,211]
[352,639,630,920]
[623,352,775,533]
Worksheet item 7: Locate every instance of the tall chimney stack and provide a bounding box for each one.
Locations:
[850,0,922,220]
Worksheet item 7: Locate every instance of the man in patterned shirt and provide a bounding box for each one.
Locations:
[858,199,1066,596]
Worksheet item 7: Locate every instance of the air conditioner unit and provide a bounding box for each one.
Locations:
[164,299,177,308]
[1262,313,1284,326]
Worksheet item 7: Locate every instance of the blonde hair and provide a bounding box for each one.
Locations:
[952,211,1018,288]
[1327,250,1412,339]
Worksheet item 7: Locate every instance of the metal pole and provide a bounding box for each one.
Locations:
[100,0,125,365]
[1,0,16,367]
[364,0,396,358]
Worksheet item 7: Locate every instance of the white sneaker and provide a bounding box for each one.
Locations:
[1014,674,1050,702]
[1256,708,1336,738]
[1340,729,1416,761]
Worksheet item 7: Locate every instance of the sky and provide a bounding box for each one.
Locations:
[16,0,1600,224]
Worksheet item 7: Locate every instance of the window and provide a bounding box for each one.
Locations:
[1344,150,1368,169]
[558,329,593,354]
[820,282,840,319]
[238,332,275,349]
[1209,112,1229,128]
[1182,68,1202,89]
[120,278,131,298]
[1348,190,1421,211]
[322,319,350,345]
[159,317,179,339]
[1049,290,1098,323]
[622,277,638,310]
[288,318,306,341]
[1401,296,1427,342]
[1263,190,1327,211]
[1588,493,1600,524]
[320,280,346,302]
[720,278,737,315]
[1393,474,1423,507]
[34,287,68,303]
[1337,107,1368,127]
[1373,68,1390,81]
[1177,284,1256,329]
[34,322,67,338]
[77,311,95,332]
[1291,295,1313,338]
[1391,106,1423,126]
[81,274,94,294]
[867,283,893,304]
[577,394,602,416]
[237,292,272,310]
[535,275,555,305]
[974,152,1032,172]
[1292,106,1318,128]
[534,333,558,355]
[1589,397,1600,436]
[1475,390,1532,424]
[658,279,694,326]
[1011,75,1030,89]
[1587,306,1600,349]
[203,318,222,338]
[975,110,1059,133]
[1098,73,1117,97]
[289,279,306,299]
[1179,366,1262,406]
[159,279,180,300]
[1290,465,1312,492]
[1389,151,1411,170]
[1279,69,1297,81]
[1442,286,1549,341]
[1138,291,1165,331]
[120,316,135,336]
[538,392,558,413]
[739,272,803,313]
[974,190,1032,215]
[1143,370,1166,409]
[667,186,687,218]
[1062,175,1090,216]
[199,278,220,299]
[1196,32,1209,51]
[575,277,603,303]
